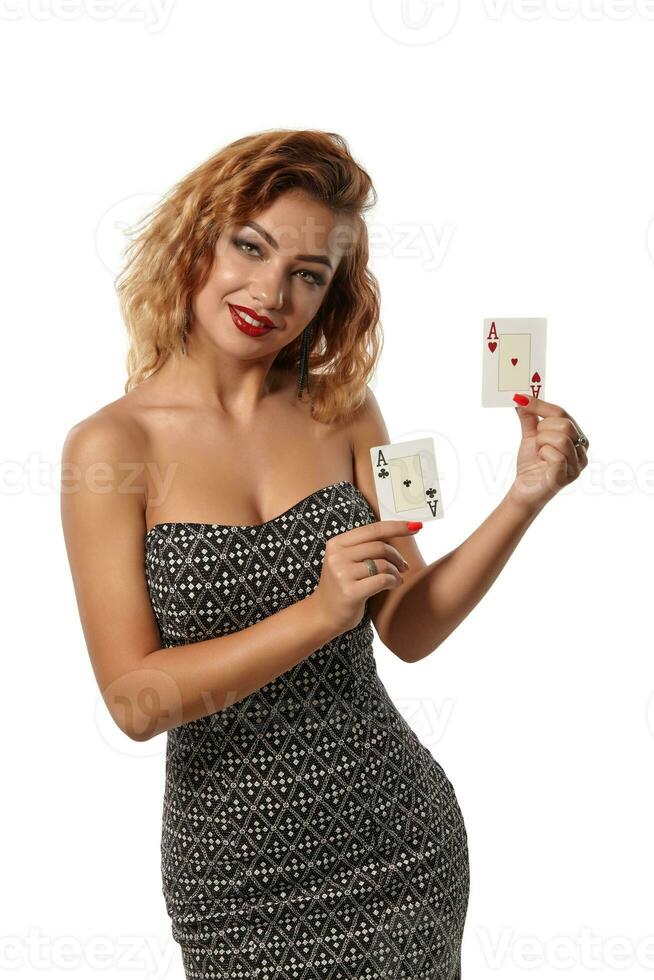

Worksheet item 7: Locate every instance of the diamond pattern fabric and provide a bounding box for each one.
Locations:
[144,480,469,978]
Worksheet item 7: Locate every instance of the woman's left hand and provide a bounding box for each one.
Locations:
[507,395,590,515]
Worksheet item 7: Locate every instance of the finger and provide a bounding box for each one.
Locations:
[331,519,423,547]
[351,555,404,583]
[574,443,588,470]
[347,540,409,573]
[537,416,590,453]
[537,417,580,439]
[515,395,587,442]
[575,446,588,475]
[538,443,575,483]
[535,429,579,473]
[513,394,567,419]
[348,566,403,602]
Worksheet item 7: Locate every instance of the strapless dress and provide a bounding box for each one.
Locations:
[144,480,469,978]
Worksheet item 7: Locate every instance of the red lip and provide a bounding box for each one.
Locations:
[229,304,276,329]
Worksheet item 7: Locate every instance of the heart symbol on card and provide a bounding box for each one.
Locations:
[532,371,541,382]
[488,342,497,353]
[511,357,518,366]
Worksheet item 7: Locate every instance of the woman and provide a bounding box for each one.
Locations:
[61,129,588,978]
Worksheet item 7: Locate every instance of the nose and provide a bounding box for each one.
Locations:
[250,265,285,311]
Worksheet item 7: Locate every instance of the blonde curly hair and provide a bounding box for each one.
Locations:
[116,129,384,426]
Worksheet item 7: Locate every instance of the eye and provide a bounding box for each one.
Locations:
[232,236,261,257]
[296,269,325,287]
[232,236,326,288]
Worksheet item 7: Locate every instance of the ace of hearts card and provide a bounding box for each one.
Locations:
[482,317,547,407]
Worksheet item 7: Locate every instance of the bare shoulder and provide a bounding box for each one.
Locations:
[61,392,148,470]
[343,385,390,521]
[346,385,391,458]
[60,393,151,542]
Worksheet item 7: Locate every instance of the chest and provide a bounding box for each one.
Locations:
[143,480,376,647]
[143,409,352,529]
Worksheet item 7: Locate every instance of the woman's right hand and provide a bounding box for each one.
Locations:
[312,520,422,634]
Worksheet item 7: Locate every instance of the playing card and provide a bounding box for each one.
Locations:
[369,437,443,522]
[482,317,547,407]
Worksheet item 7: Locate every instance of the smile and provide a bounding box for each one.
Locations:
[229,304,276,336]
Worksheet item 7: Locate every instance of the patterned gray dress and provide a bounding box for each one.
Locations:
[144,480,469,979]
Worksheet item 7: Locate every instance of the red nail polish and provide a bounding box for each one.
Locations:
[513,393,529,405]
[407,521,422,531]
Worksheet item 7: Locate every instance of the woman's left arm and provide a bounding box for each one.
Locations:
[362,394,590,663]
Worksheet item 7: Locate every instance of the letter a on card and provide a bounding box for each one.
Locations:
[482,317,547,407]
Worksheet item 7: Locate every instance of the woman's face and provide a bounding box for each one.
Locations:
[191,190,352,357]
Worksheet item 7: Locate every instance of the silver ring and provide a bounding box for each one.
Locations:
[364,559,377,577]
[574,432,588,449]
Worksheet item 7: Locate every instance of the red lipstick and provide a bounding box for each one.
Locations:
[229,303,276,336]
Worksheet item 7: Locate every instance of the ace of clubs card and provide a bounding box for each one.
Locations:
[482,318,547,407]
[369,437,443,523]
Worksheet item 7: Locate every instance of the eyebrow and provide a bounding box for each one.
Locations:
[242,220,334,271]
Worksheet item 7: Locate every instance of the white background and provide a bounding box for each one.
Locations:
[2,1,653,977]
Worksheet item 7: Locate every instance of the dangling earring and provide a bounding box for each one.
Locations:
[296,321,315,402]
[181,309,190,357]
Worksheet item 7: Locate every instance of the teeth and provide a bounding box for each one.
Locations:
[236,308,268,328]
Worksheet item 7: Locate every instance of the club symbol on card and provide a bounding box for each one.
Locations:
[378,452,436,514]
[369,437,443,522]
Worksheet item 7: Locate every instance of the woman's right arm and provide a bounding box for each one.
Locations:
[60,415,342,743]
